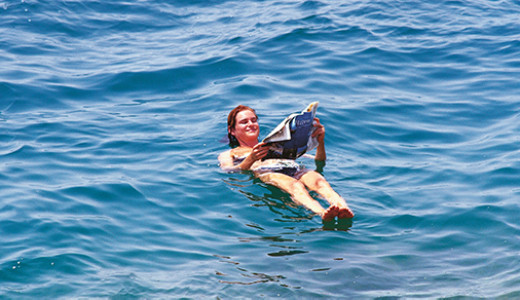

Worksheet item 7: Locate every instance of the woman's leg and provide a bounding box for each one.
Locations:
[257,172,337,221]
[299,171,354,218]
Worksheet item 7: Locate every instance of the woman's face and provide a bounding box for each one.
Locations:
[231,109,259,144]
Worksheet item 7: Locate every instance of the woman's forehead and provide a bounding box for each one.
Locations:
[236,110,256,120]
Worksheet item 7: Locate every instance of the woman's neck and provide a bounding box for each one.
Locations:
[239,141,257,148]
[237,137,258,148]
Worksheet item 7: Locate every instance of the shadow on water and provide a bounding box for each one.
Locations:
[322,218,354,232]
[213,253,298,288]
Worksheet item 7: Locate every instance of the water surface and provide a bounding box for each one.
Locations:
[1,0,519,298]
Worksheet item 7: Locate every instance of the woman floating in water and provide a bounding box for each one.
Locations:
[219,105,354,222]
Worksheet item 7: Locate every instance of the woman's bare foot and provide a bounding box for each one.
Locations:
[321,205,339,222]
[338,206,354,219]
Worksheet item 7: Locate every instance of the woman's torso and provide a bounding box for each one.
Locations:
[230,147,304,177]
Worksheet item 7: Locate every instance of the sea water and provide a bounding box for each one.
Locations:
[1,0,519,298]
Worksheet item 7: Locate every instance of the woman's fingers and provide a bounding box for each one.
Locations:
[312,124,325,137]
[312,118,325,143]
[256,144,269,159]
[312,128,323,137]
[251,143,270,160]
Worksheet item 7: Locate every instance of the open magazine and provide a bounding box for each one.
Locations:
[261,102,319,160]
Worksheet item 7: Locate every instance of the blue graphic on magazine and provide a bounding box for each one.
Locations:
[262,102,319,160]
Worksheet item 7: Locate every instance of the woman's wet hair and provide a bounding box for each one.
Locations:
[227,105,257,148]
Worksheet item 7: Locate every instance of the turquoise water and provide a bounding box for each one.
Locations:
[1,0,519,298]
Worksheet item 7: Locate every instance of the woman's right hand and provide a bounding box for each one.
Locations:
[249,142,270,161]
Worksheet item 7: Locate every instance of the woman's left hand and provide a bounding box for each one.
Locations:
[312,117,325,144]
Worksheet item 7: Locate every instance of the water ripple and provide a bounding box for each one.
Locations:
[1,0,520,298]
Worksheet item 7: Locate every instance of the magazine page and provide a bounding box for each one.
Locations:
[262,102,319,159]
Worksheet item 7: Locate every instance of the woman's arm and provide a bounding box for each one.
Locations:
[218,143,270,171]
[218,150,239,171]
[312,118,326,161]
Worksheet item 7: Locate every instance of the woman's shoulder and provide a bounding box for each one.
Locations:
[231,147,252,158]
[219,148,232,156]
[223,147,250,158]
[218,149,233,162]
[219,147,252,171]
[218,147,251,165]
[218,149,234,170]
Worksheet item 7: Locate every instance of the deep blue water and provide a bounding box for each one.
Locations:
[1,0,520,298]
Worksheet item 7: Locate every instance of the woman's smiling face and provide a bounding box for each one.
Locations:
[231,109,259,145]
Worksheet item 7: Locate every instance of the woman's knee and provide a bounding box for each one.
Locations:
[315,177,331,189]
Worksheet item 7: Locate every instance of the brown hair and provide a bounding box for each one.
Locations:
[227,105,257,148]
